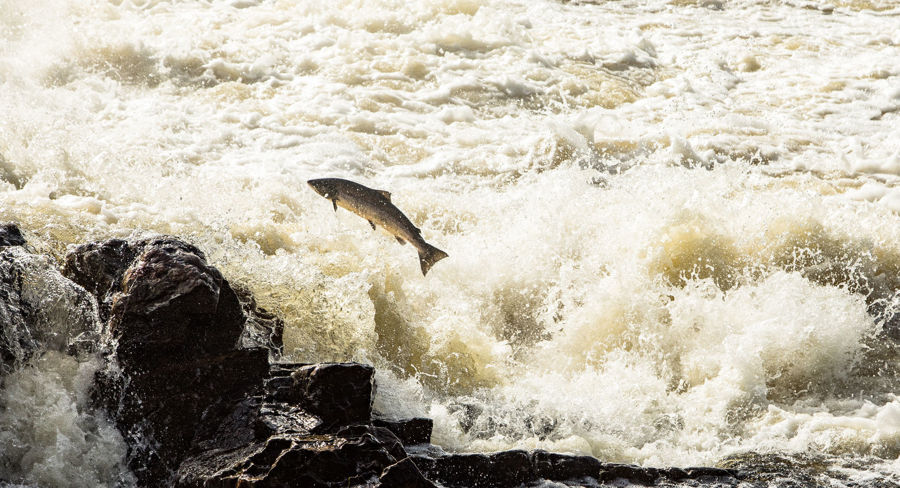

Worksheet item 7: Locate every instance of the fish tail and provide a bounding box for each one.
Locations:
[418,243,448,276]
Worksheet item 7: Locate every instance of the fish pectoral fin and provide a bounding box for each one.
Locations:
[378,190,391,201]
[396,236,406,245]
[332,199,337,212]
[368,220,376,230]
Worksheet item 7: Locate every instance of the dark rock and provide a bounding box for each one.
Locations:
[377,457,437,488]
[0,249,34,376]
[189,396,264,454]
[664,467,691,481]
[175,429,408,488]
[1,246,100,376]
[531,450,603,481]
[268,361,311,375]
[335,424,409,462]
[176,366,410,488]
[681,466,739,480]
[172,439,273,488]
[235,432,395,487]
[411,448,738,487]
[109,239,245,362]
[373,417,433,446]
[263,361,308,402]
[101,346,269,484]
[259,362,374,433]
[0,223,25,247]
[71,236,409,487]
[234,283,284,359]
[190,386,321,453]
[600,463,660,485]
[274,363,375,431]
[63,238,139,321]
[63,237,233,329]
[719,452,820,484]
[412,450,536,488]
[255,400,323,436]
[81,237,270,485]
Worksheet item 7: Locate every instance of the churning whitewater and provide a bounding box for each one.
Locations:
[2,0,900,486]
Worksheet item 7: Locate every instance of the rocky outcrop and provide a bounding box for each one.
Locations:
[63,238,284,353]
[171,360,442,486]
[172,360,438,487]
[64,237,431,487]
[176,418,431,487]
[1,224,99,377]
[0,231,748,487]
[68,237,269,484]
[63,238,141,322]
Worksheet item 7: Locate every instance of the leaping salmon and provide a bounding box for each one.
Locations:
[307,178,449,276]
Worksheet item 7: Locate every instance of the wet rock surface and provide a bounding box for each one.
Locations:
[173,361,436,487]
[408,450,742,488]
[0,249,33,376]
[0,222,26,247]
[1,243,100,377]
[234,283,284,359]
[175,427,429,488]
[64,238,141,322]
[716,452,900,488]
[69,237,269,484]
[373,416,433,446]
[3,232,747,487]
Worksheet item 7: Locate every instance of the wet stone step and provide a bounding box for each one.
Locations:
[266,362,312,378]
[410,449,741,488]
[412,450,537,488]
[531,450,604,481]
[262,362,375,429]
[373,417,433,446]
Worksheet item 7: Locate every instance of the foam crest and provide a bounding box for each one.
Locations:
[416,271,877,466]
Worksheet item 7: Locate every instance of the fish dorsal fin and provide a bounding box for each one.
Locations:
[378,190,391,201]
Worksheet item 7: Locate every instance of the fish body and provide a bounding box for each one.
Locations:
[307,178,448,275]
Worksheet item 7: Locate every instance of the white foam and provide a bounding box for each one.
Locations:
[0,353,133,488]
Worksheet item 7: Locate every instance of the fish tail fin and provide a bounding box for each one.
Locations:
[418,243,448,276]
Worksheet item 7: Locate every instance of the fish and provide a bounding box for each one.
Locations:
[308,178,449,276]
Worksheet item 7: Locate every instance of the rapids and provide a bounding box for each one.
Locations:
[2,0,900,485]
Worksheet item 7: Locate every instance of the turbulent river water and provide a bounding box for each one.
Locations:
[2,0,900,486]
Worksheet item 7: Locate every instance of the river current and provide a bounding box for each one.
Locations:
[2,0,900,486]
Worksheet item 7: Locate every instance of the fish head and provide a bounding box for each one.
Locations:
[307,179,338,199]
